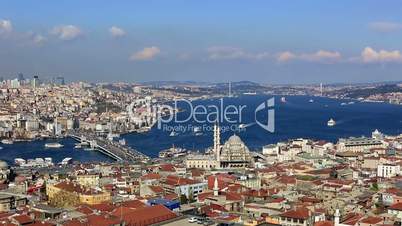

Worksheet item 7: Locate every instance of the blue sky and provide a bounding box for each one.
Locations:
[1,0,402,84]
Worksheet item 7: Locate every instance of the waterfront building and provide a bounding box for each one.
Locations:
[337,137,385,152]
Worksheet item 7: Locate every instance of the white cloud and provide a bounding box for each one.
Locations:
[130,46,161,61]
[0,19,12,35]
[300,50,341,62]
[277,50,341,63]
[109,26,126,38]
[277,51,297,62]
[360,47,402,63]
[32,34,47,45]
[51,25,82,40]
[369,21,402,33]
[207,46,269,60]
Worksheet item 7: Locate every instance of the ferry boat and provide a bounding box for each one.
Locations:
[60,157,73,165]
[158,146,187,158]
[44,143,64,148]
[243,92,257,95]
[1,139,13,145]
[309,99,314,103]
[327,118,336,127]
[281,97,286,103]
[193,126,203,136]
[193,126,202,133]
[14,157,53,168]
[169,131,178,137]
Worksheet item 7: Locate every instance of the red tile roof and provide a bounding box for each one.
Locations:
[121,200,146,209]
[341,213,363,226]
[86,214,121,226]
[148,185,164,194]
[53,181,103,195]
[122,205,177,225]
[11,214,33,225]
[389,202,402,211]
[140,173,161,181]
[89,203,115,212]
[280,207,310,219]
[360,216,383,224]
[314,220,334,226]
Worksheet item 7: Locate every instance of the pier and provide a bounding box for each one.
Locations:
[68,132,149,162]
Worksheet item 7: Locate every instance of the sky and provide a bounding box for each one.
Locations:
[1,0,402,84]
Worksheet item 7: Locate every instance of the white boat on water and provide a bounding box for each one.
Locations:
[169,131,178,137]
[243,92,257,95]
[327,118,336,127]
[309,99,314,103]
[239,124,247,129]
[0,147,3,150]
[281,97,286,103]
[193,126,203,136]
[45,143,64,148]
[1,139,13,145]
[193,126,201,132]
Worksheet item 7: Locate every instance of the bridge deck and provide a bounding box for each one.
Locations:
[68,133,149,162]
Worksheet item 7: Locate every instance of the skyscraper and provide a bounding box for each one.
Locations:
[32,75,39,88]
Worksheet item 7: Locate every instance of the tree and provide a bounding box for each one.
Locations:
[179,194,188,204]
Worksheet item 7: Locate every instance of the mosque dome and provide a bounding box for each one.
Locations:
[0,160,9,169]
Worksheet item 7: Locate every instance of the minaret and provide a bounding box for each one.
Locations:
[334,209,340,226]
[213,176,219,196]
[213,123,221,161]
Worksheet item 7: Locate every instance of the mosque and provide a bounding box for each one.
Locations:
[185,124,254,169]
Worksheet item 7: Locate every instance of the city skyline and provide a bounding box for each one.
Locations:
[1,1,402,83]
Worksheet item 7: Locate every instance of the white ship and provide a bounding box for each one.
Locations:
[169,131,178,137]
[14,157,53,168]
[60,157,73,165]
[158,146,187,158]
[309,99,314,103]
[193,126,201,133]
[45,143,64,148]
[281,97,286,103]
[193,126,203,136]
[243,92,257,95]
[1,139,14,145]
[327,118,336,127]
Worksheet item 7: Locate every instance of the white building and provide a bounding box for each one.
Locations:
[377,164,400,178]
